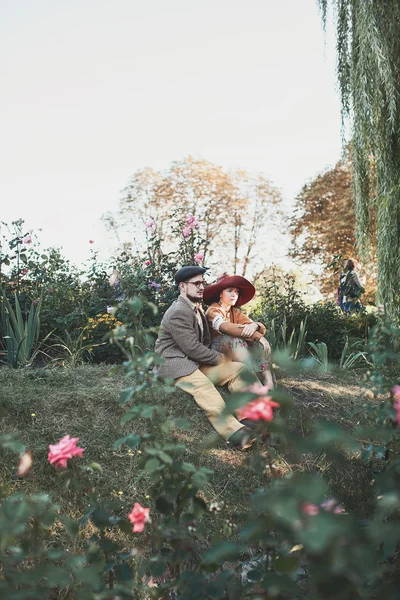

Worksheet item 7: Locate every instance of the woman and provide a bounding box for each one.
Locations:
[339,259,365,314]
[204,273,275,388]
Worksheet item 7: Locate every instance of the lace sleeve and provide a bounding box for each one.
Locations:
[211,314,226,332]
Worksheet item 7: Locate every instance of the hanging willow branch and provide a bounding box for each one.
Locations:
[317,0,400,313]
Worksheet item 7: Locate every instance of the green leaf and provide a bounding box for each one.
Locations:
[120,387,134,404]
[0,433,25,454]
[192,496,208,518]
[261,571,304,595]
[99,537,119,552]
[74,566,103,587]
[144,458,161,473]
[202,541,239,565]
[80,504,97,526]
[161,417,192,433]
[129,296,143,316]
[115,563,133,581]
[118,519,133,534]
[91,507,111,527]
[192,467,213,489]
[274,553,301,574]
[86,462,103,473]
[44,566,71,587]
[158,451,173,465]
[156,496,174,515]
[62,515,80,537]
[114,433,141,450]
[150,560,167,577]
[103,560,117,574]
[47,550,64,560]
[181,462,196,473]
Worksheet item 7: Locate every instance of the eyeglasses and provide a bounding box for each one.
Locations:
[185,281,206,289]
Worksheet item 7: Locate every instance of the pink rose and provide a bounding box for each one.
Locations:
[186,215,199,229]
[392,386,400,425]
[22,234,32,244]
[145,218,156,230]
[310,498,345,515]
[128,502,151,533]
[145,260,151,266]
[89,240,94,244]
[236,397,280,422]
[48,435,84,469]
[321,499,336,512]
[194,252,204,264]
[33,299,40,306]
[21,268,29,276]
[183,227,191,238]
[302,503,319,516]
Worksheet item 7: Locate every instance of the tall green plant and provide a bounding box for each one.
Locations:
[339,338,371,370]
[0,291,42,367]
[308,340,329,372]
[266,316,308,360]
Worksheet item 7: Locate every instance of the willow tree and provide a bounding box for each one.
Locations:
[318,1,400,312]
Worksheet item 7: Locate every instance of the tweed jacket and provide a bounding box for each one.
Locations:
[155,296,223,379]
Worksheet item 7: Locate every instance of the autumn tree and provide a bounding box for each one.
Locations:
[104,156,282,277]
[291,152,377,299]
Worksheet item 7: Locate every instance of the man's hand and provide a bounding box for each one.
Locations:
[241,322,259,338]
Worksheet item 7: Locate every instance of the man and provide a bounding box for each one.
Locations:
[155,265,261,448]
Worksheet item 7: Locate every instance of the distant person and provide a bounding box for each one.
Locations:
[339,259,365,314]
[154,266,263,449]
[204,273,275,388]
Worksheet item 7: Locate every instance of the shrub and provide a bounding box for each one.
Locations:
[253,276,375,360]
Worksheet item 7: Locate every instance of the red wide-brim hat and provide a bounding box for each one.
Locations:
[203,273,256,307]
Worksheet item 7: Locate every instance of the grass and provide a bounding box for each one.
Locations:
[0,364,377,561]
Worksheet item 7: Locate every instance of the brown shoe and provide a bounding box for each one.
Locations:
[240,418,259,430]
[238,421,271,445]
[227,426,256,450]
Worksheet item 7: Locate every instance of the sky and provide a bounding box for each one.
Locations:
[0,0,342,267]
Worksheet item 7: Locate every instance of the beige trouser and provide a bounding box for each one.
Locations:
[175,361,259,440]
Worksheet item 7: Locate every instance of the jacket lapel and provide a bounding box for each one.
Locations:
[177,297,208,344]
[177,296,201,339]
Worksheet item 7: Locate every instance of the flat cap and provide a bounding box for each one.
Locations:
[174,265,208,284]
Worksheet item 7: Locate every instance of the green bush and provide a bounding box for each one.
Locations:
[253,276,376,360]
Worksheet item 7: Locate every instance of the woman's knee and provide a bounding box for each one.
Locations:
[231,361,256,379]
